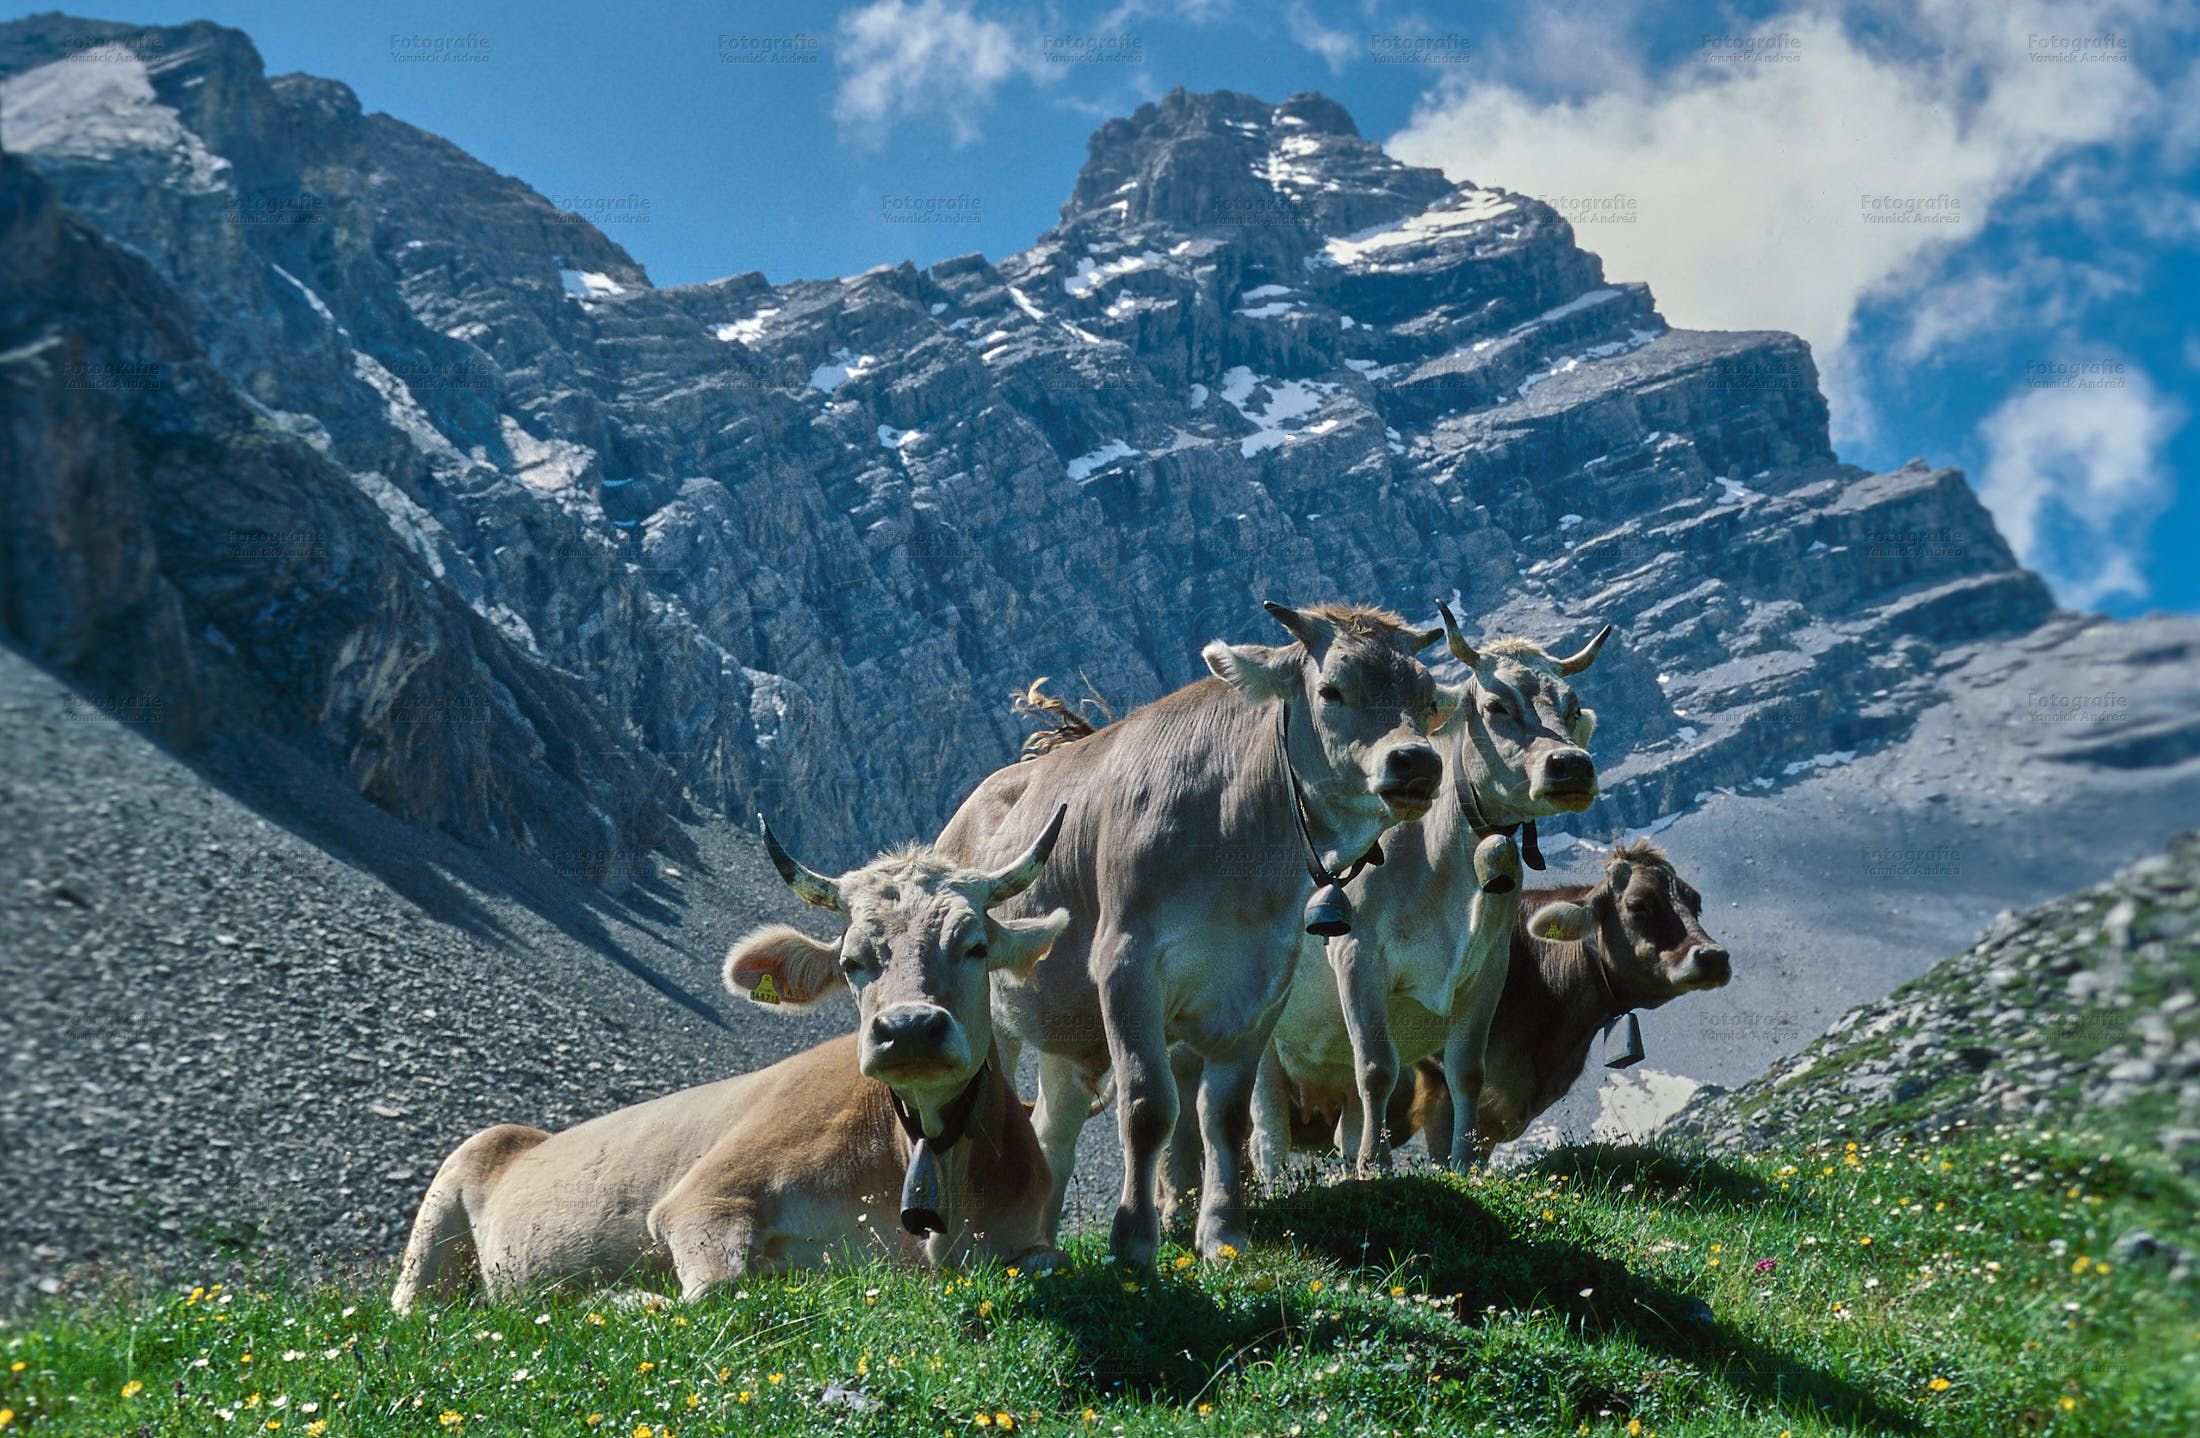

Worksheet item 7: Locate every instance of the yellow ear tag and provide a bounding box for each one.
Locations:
[752,973,781,1005]
[1542,923,1565,939]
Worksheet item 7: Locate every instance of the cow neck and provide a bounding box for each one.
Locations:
[1455,767,1546,871]
[1277,699,1382,887]
[1526,930,1623,1084]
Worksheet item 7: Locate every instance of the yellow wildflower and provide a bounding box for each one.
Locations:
[1216,1243,1239,1260]
[440,1412,464,1428]
[585,1312,606,1326]
[1173,1254,1195,1271]
[122,1380,145,1398]
[636,1361,655,1375]
[1927,1377,1951,1393]
[978,1300,995,1318]
[686,1393,700,1410]
[768,1372,784,1385]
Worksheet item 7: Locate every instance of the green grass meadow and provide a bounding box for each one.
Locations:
[5,1124,2194,1436]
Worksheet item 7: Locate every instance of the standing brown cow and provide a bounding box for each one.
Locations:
[1298,841,1732,1157]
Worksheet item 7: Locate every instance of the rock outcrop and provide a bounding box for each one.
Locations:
[1667,832,2200,1163]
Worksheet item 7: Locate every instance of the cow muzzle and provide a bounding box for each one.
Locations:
[862,1003,972,1081]
[1376,743,1443,819]
[1529,747,1598,813]
[1675,944,1732,989]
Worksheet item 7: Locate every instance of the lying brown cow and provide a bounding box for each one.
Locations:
[1288,841,1731,1156]
[391,813,1070,1310]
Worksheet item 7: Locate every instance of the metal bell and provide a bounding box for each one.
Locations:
[899,1139,947,1236]
[1304,882,1353,937]
[1601,1012,1645,1070]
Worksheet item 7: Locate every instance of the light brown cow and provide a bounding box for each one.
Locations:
[939,602,1455,1266]
[1390,841,1732,1153]
[390,816,1070,1310]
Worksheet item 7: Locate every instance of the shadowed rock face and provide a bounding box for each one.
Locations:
[0,16,2108,878]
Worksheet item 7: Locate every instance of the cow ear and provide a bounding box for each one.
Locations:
[1433,679,1473,735]
[1526,900,1595,942]
[1202,639,1297,701]
[724,925,842,1009]
[1572,706,1596,745]
[985,908,1071,977]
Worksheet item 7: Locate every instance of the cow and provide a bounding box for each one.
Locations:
[389,813,1070,1311]
[1248,614,1611,1178]
[938,602,1456,1266]
[1401,839,1733,1152]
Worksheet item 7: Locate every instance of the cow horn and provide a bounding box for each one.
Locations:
[983,804,1068,907]
[1262,600,1334,653]
[1555,623,1615,676]
[758,814,842,912]
[1438,601,1479,667]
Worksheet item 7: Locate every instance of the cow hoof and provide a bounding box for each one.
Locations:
[1110,1209,1161,1270]
[1196,1226,1250,1261]
[1016,1247,1069,1275]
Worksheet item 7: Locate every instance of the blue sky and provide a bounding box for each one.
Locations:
[17,0,2198,616]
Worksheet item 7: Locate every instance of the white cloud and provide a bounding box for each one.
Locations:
[1386,1,2172,443]
[833,0,1047,146]
[1285,2,1357,73]
[1977,361,2183,608]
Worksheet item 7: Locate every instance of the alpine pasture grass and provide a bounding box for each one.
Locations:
[4,1126,2193,1436]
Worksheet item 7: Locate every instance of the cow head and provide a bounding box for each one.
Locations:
[1202,601,1455,826]
[724,808,1071,1124]
[1437,605,1610,824]
[1527,841,1731,998]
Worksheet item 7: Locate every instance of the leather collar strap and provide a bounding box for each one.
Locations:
[886,1064,987,1152]
[1457,782,1545,871]
[1567,908,1647,1070]
[1278,701,1383,890]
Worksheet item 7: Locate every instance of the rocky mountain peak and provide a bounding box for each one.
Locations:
[1061,86,1450,240]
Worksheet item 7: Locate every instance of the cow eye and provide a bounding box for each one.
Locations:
[1318,684,1344,703]
[966,941,988,961]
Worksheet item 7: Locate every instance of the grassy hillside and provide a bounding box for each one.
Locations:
[3,1125,2193,1436]
[5,840,2195,1436]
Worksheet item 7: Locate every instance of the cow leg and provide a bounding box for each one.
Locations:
[1412,1062,1455,1158]
[652,1196,761,1303]
[1441,967,1507,1172]
[1333,1090,1366,1158]
[1097,947,1174,1269]
[1192,1040,1262,1259]
[1030,1051,1091,1243]
[1328,933,1398,1176]
[1159,1046,1206,1231]
[1246,1043,1294,1184]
